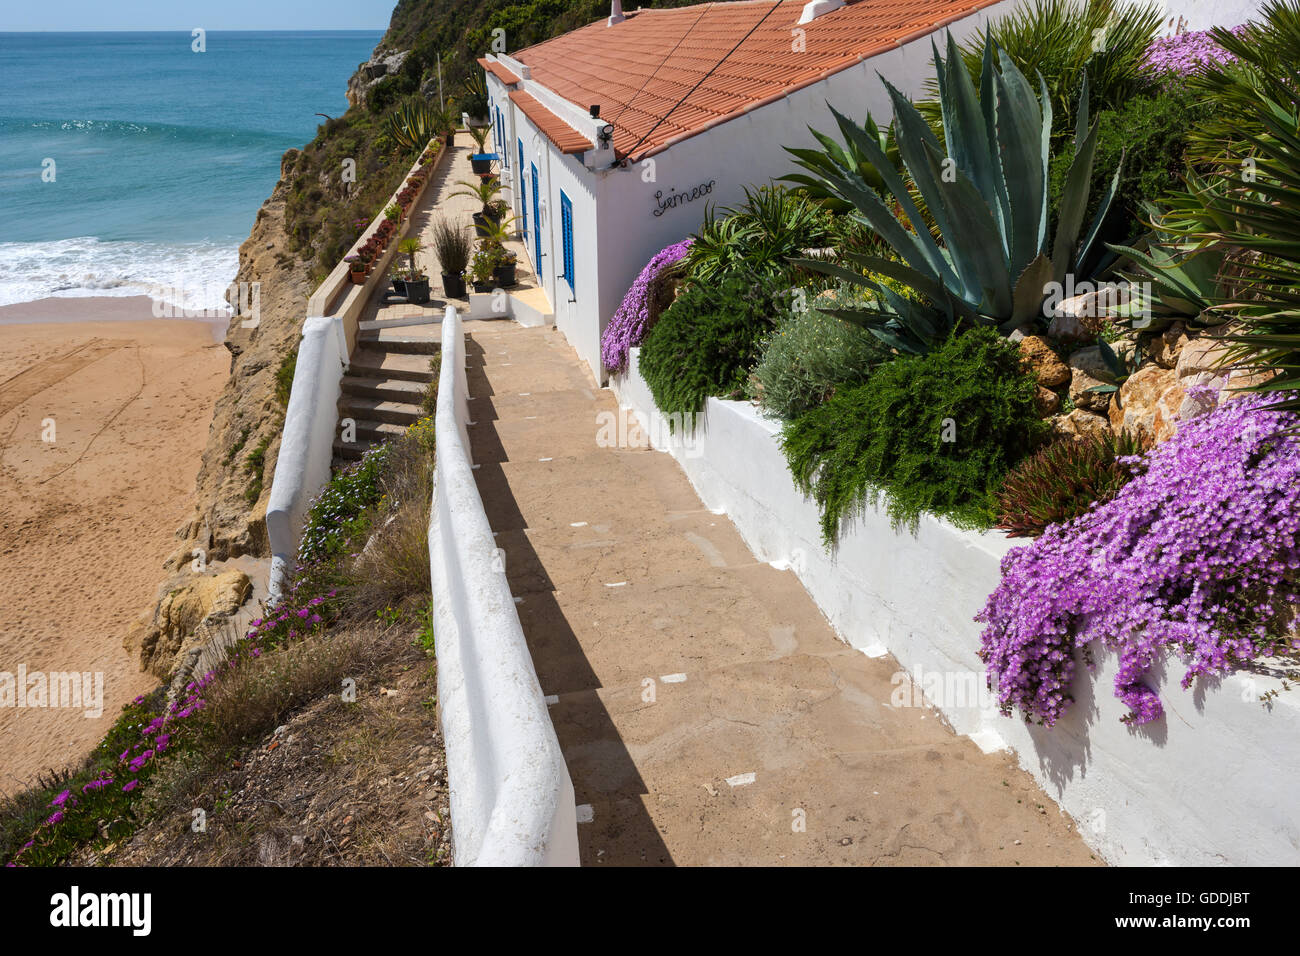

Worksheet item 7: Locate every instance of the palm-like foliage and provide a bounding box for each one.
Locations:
[921,0,1160,143]
[1105,200,1229,331]
[781,115,901,213]
[1157,3,1300,406]
[683,184,831,285]
[448,175,502,211]
[795,34,1121,355]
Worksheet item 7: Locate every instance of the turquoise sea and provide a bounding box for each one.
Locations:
[0,31,382,310]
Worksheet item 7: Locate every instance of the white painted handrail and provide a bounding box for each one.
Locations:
[429,305,578,866]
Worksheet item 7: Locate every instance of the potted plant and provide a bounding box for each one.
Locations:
[469,244,499,293]
[396,237,430,304]
[493,247,518,288]
[450,175,501,234]
[346,254,366,284]
[484,198,509,224]
[384,202,402,225]
[468,125,494,174]
[431,216,471,299]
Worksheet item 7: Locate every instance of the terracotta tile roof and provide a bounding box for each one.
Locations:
[509,90,594,154]
[478,57,522,85]
[513,0,1004,160]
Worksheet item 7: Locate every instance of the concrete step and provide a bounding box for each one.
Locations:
[349,348,437,383]
[341,375,428,404]
[340,395,424,427]
[358,330,440,354]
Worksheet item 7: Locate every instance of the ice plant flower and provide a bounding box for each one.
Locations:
[977,392,1300,726]
[600,239,693,373]
[1143,26,1243,76]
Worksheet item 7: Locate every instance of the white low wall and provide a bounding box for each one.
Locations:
[265,144,447,600]
[430,305,579,866]
[265,315,346,601]
[612,346,1300,867]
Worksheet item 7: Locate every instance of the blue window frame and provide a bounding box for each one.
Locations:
[497,108,507,167]
[559,191,574,293]
[518,140,527,237]
[531,163,541,269]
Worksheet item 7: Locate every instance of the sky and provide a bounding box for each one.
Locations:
[0,0,396,31]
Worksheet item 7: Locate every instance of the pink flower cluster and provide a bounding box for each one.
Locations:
[600,239,692,373]
[977,391,1300,726]
[1142,26,1243,76]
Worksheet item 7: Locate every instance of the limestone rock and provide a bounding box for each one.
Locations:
[1048,292,1110,341]
[1053,408,1112,442]
[1035,385,1062,417]
[1109,364,1179,442]
[1067,346,1113,412]
[1019,335,1070,388]
[127,570,252,679]
[346,49,411,108]
[1151,322,1189,369]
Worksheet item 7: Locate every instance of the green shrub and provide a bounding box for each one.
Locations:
[298,444,391,564]
[1049,81,1218,244]
[683,185,832,286]
[243,434,272,506]
[781,326,1048,542]
[995,430,1146,536]
[275,346,298,408]
[638,277,775,420]
[752,289,893,421]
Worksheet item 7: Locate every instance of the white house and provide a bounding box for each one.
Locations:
[478,0,1024,382]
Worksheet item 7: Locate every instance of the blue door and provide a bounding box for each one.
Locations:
[531,163,542,269]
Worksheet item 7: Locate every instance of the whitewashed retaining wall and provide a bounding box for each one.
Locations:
[264,144,448,601]
[430,306,579,866]
[612,346,1300,867]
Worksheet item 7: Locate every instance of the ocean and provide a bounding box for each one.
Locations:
[0,31,383,312]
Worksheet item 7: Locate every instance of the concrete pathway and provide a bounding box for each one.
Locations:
[466,323,1100,866]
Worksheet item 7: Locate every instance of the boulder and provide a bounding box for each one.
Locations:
[1151,322,1189,369]
[1053,408,1112,441]
[1035,385,1062,417]
[1048,292,1110,341]
[1109,364,1179,442]
[1018,335,1070,388]
[1067,346,1113,412]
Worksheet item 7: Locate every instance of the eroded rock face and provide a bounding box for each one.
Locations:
[126,570,252,679]
[1150,321,1190,369]
[346,50,410,108]
[1019,335,1070,388]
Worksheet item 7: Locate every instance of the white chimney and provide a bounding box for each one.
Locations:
[609,0,626,26]
[798,0,845,25]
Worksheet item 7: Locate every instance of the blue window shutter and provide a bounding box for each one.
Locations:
[518,140,527,236]
[560,191,574,292]
[531,163,541,268]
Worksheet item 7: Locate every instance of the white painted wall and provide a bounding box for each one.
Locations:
[430,306,579,866]
[1156,0,1265,31]
[611,348,1300,866]
[265,314,346,603]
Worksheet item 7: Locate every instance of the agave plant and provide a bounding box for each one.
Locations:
[795,34,1121,355]
[387,98,441,153]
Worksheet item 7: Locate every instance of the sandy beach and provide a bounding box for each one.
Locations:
[0,296,228,794]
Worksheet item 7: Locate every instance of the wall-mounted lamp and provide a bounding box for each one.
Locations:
[597,123,614,149]
[589,104,601,119]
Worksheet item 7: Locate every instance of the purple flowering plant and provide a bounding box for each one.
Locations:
[600,239,692,373]
[977,391,1300,727]
[1143,27,1243,77]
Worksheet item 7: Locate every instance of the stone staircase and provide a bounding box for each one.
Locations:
[333,332,440,465]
